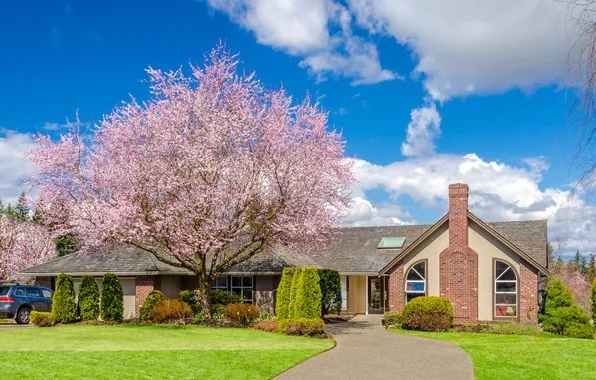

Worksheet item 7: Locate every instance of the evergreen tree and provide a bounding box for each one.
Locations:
[288,268,302,319]
[547,242,554,269]
[52,273,78,323]
[78,275,100,321]
[0,199,4,215]
[275,268,294,320]
[14,192,29,222]
[293,267,322,319]
[55,235,77,257]
[100,273,124,322]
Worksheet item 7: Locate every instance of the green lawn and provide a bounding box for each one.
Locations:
[0,325,334,379]
[392,329,596,380]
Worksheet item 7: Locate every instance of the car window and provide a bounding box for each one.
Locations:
[14,287,25,296]
[41,289,53,299]
[26,288,41,297]
[0,287,9,296]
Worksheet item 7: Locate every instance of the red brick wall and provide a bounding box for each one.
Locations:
[519,259,538,325]
[135,276,155,314]
[389,261,404,311]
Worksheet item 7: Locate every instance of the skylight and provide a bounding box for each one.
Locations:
[378,237,406,249]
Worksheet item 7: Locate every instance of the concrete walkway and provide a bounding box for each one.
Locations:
[276,315,475,380]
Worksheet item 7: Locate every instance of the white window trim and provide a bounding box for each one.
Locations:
[340,276,347,311]
[405,262,427,301]
[494,261,518,318]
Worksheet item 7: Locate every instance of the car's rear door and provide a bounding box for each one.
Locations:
[40,288,53,312]
[25,287,44,311]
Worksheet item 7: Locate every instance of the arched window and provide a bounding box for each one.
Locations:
[494,260,517,318]
[405,261,426,303]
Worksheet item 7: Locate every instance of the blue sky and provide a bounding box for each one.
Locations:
[0,0,591,257]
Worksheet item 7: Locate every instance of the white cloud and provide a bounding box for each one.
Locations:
[344,196,414,226]
[0,130,34,205]
[401,102,441,157]
[203,0,398,85]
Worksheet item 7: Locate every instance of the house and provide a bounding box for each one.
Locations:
[20,184,548,324]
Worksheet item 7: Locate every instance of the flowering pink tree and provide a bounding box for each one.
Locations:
[0,216,56,280]
[28,46,354,314]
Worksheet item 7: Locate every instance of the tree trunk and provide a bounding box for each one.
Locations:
[196,277,212,317]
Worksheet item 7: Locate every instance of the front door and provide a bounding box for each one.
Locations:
[368,277,383,314]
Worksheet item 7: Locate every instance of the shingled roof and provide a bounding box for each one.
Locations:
[20,218,547,276]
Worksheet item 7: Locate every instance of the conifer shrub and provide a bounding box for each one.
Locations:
[318,269,342,316]
[293,267,322,319]
[78,275,100,321]
[52,273,78,324]
[100,273,123,322]
[402,296,453,332]
[288,268,302,318]
[275,268,294,320]
[540,280,593,339]
[139,290,165,320]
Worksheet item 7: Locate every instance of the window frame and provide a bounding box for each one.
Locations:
[405,259,427,303]
[493,259,519,321]
[340,276,347,311]
[212,276,228,290]
[230,276,254,304]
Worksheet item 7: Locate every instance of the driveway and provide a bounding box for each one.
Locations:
[276,315,475,380]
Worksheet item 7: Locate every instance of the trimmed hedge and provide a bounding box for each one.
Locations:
[31,311,55,327]
[100,273,123,322]
[139,290,165,321]
[383,311,404,329]
[275,268,294,319]
[402,296,453,332]
[540,280,594,339]
[152,299,193,324]
[293,267,322,319]
[279,318,325,337]
[78,275,100,321]
[318,269,342,316]
[288,268,302,318]
[52,273,78,324]
[178,290,202,315]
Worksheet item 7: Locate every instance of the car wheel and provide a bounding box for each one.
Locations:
[16,308,30,324]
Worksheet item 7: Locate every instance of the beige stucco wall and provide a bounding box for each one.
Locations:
[347,276,366,314]
[401,223,449,298]
[161,275,183,299]
[468,220,521,321]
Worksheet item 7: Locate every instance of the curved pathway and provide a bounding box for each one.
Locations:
[276,315,475,380]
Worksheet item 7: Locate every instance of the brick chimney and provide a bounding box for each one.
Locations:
[448,183,469,251]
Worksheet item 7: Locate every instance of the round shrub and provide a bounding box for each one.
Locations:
[178,290,202,315]
[279,318,325,337]
[152,299,194,324]
[224,303,261,326]
[100,273,123,322]
[139,290,165,320]
[402,296,453,332]
[383,311,404,329]
[211,289,242,305]
[52,273,78,324]
[318,269,342,316]
[275,268,294,320]
[211,303,226,316]
[293,267,322,319]
[31,311,55,327]
[288,268,302,318]
[78,275,100,321]
[540,280,593,339]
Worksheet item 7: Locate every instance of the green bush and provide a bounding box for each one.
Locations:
[78,275,99,321]
[100,273,123,322]
[139,290,165,320]
[211,289,242,305]
[293,267,322,319]
[318,269,342,316]
[402,296,453,332]
[152,299,193,324]
[540,280,593,339]
[224,303,261,326]
[288,268,302,318]
[592,279,596,321]
[178,290,202,315]
[383,311,404,329]
[30,311,55,327]
[194,311,206,325]
[52,273,78,324]
[275,268,294,320]
[279,318,325,337]
[211,303,226,316]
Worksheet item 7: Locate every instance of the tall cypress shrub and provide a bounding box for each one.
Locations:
[78,275,100,321]
[288,268,302,318]
[101,273,124,322]
[52,273,78,323]
[318,269,342,316]
[294,267,322,319]
[275,268,294,319]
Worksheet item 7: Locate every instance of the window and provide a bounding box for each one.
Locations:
[378,237,406,249]
[405,261,426,303]
[212,276,228,290]
[42,289,53,299]
[231,276,253,303]
[26,288,41,297]
[340,276,347,310]
[14,287,25,296]
[495,261,517,318]
[0,287,9,296]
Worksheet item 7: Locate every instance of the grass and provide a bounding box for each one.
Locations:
[0,324,334,379]
[391,329,596,380]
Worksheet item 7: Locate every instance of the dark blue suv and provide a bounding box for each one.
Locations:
[0,284,53,324]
